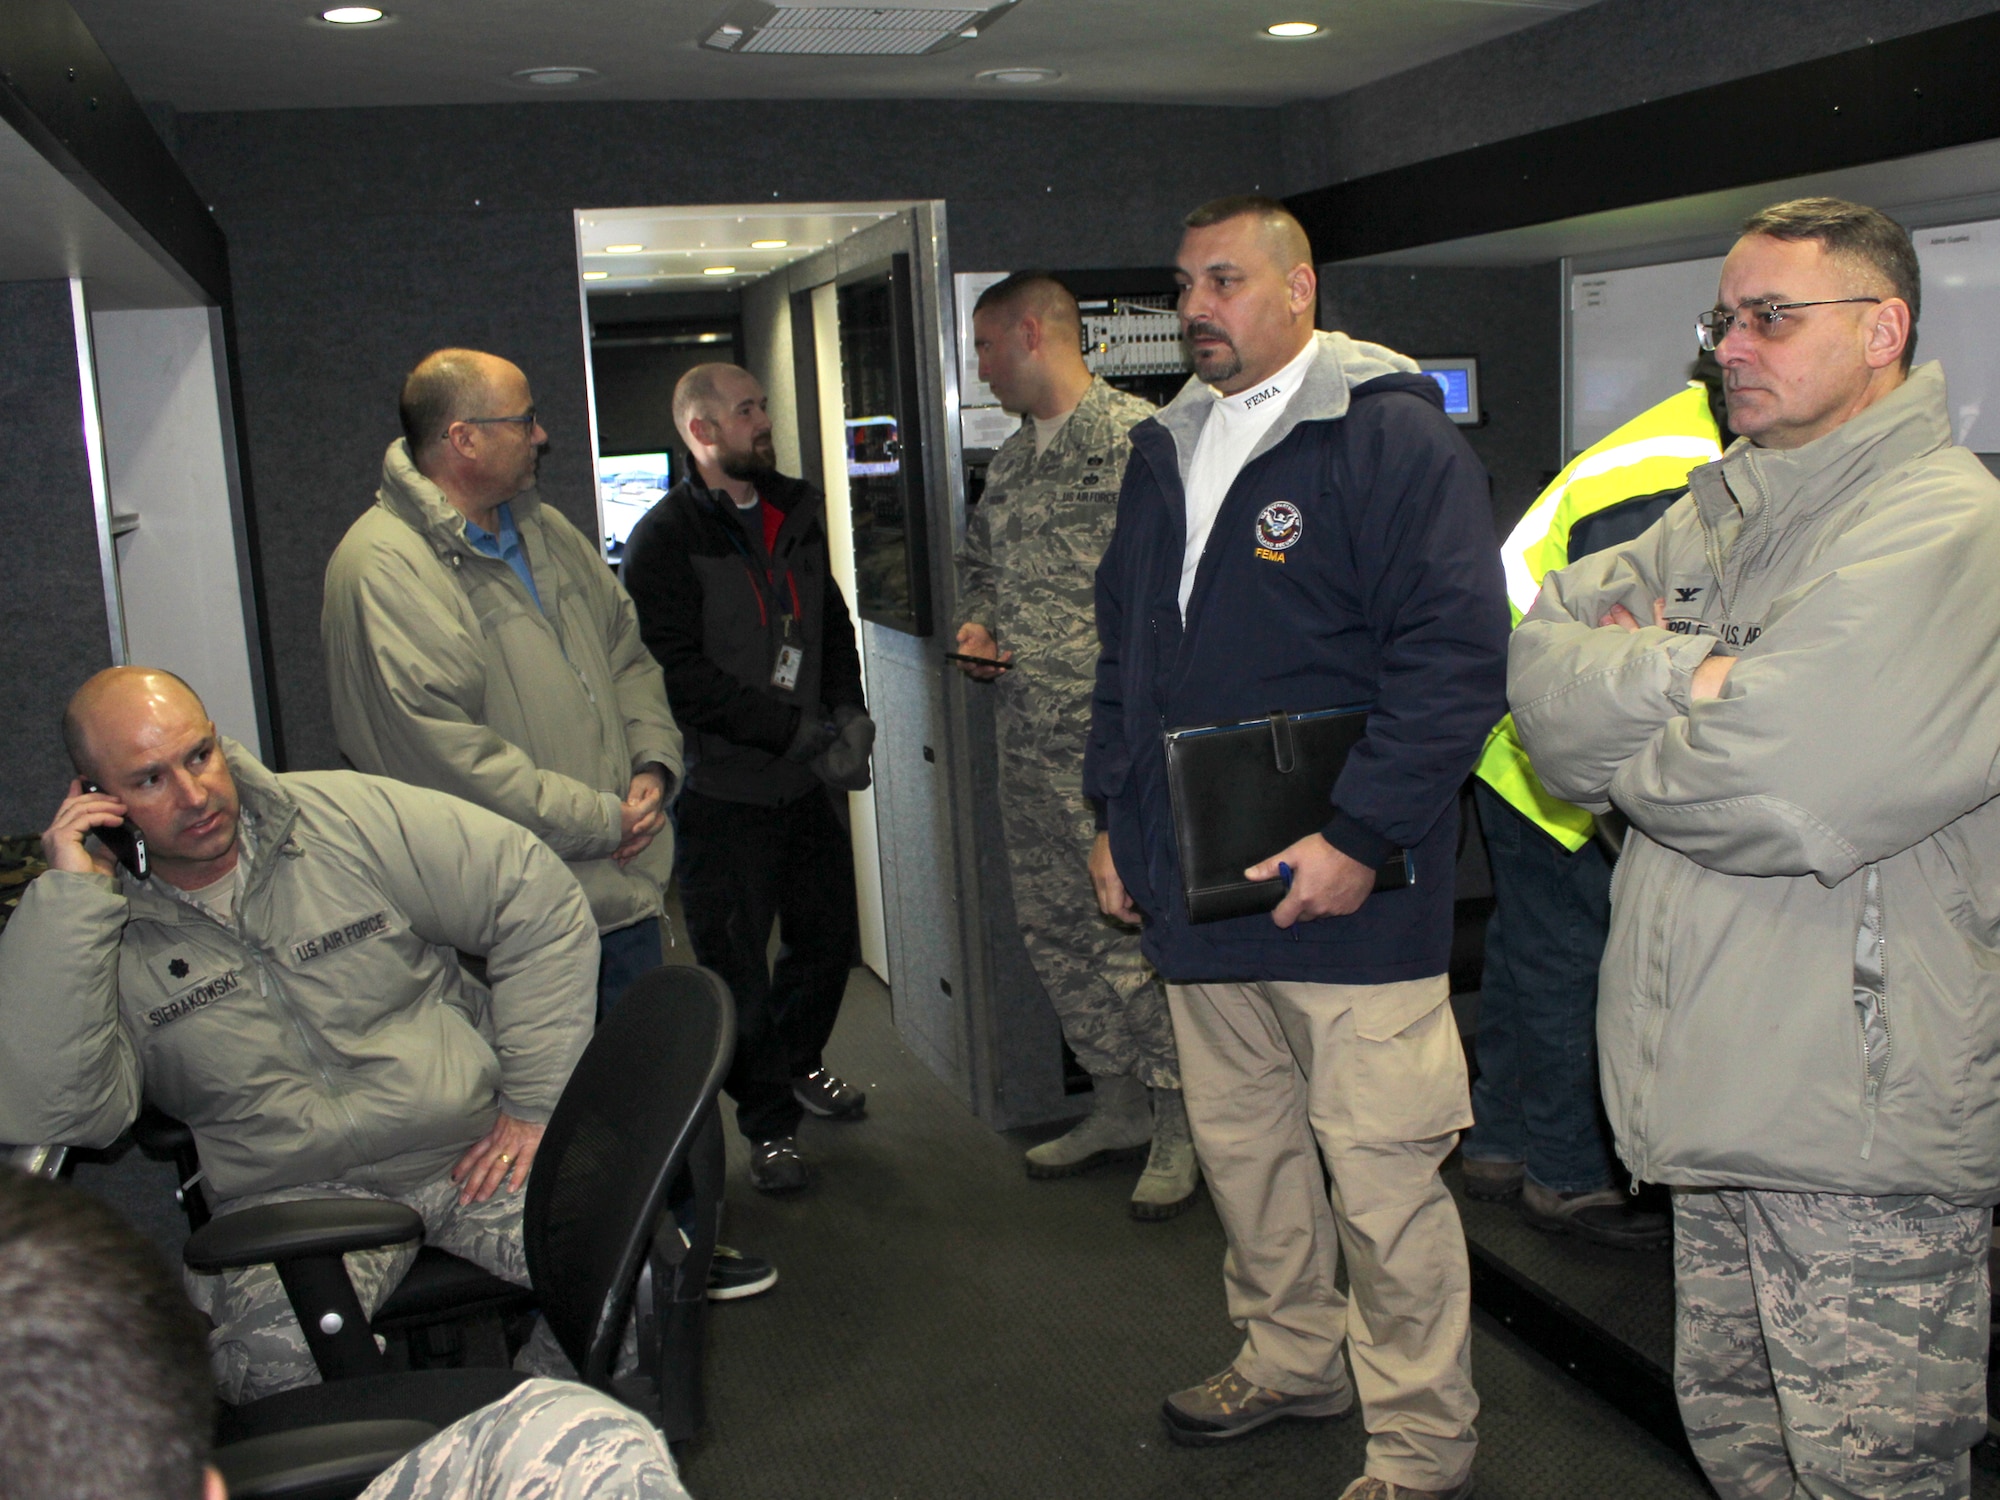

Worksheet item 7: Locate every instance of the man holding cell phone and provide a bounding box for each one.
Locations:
[0,666,598,1403]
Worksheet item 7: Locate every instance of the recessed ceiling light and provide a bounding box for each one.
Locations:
[509,66,599,87]
[321,6,385,22]
[604,243,644,254]
[750,239,789,250]
[1266,21,1321,37]
[703,266,737,276]
[582,271,609,281]
[974,67,1061,86]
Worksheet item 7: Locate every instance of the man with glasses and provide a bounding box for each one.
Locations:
[1513,197,2000,1498]
[325,349,685,1019]
[324,353,779,1300]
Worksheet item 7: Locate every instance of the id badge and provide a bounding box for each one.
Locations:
[771,615,805,691]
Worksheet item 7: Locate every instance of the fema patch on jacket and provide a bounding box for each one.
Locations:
[1255,501,1303,562]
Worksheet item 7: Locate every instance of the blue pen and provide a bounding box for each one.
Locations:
[1277,862,1300,941]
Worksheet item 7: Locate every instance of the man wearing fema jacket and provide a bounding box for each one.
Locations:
[1084,196,1508,1500]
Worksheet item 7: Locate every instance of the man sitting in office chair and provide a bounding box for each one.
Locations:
[0,1169,692,1500]
[0,666,597,1403]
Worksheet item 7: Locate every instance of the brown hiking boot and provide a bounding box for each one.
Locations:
[1161,1365,1354,1446]
[1338,1478,1475,1500]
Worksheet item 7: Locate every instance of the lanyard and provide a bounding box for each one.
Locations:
[718,506,801,627]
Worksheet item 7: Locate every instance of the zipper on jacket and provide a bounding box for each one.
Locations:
[1627,853,1686,1186]
[1853,863,1892,1160]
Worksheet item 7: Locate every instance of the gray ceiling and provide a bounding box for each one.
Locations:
[67,0,1600,113]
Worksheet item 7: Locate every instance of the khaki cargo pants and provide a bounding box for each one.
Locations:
[1168,974,1478,1492]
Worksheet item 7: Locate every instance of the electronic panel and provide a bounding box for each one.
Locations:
[1418,357,1481,425]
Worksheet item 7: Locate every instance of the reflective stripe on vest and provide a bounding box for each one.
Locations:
[1477,384,1724,849]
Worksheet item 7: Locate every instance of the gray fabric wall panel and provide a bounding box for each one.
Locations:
[173,99,1281,767]
[213,207,600,768]
[1281,0,2000,191]
[0,280,114,832]
[1320,262,1562,539]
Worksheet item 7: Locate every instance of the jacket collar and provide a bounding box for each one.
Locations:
[1148,330,1421,486]
[1691,360,1955,542]
[679,468,824,531]
[375,438,547,560]
[121,738,302,924]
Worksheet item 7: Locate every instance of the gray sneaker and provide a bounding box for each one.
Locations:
[748,1136,809,1194]
[1162,1366,1354,1446]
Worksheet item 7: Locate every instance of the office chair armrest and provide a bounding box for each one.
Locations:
[216,1418,439,1500]
[188,1200,425,1383]
[185,1200,424,1273]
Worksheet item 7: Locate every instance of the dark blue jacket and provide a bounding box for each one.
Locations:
[1083,332,1510,984]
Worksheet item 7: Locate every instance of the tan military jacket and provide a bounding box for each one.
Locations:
[0,743,598,1202]
[961,377,1154,746]
[324,442,685,934]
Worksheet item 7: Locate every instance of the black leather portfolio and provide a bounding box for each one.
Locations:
[1163,706,1412,924]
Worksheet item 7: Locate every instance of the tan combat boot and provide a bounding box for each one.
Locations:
[1024,1073,1151,1178]
[1130,1086,1200,1220]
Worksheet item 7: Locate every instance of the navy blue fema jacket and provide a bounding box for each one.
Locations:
[1082,331,1510,985]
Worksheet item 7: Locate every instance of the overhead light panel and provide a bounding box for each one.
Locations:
[701,0,1020,57]
[974,66,1058,84]
[704,266,738,276]
[604,243,644,253]
[750,239,789,249]
[582,271,609,281]
[1265,21,1322,37]
[510,65,600,86]
[321,6,385,21]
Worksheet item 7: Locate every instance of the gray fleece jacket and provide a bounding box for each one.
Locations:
[1510,362,2000,1203]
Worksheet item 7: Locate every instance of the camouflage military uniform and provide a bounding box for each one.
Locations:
[1672,1187,1990,1500]
[359,1378,692,1500]
[186,1173,567,1404]
[962,377,1177,1089]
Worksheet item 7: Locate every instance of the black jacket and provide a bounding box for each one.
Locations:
[623,470,865,806]
[1084,333,1509,984]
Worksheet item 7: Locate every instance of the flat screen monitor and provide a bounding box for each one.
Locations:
[596,452,671,560]
[1419,358,1480,426]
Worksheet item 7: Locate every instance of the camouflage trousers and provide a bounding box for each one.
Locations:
[997,719,1177,1090]
[185,1171,567,1404]
[358,1377,690,1500]
[1673,1187,1991,1500]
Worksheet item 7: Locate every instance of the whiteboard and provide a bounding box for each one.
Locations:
[1570,216,2000,456]
[1569,256,1721,453]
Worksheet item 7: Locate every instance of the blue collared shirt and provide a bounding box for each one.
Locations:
[464,502,542,611]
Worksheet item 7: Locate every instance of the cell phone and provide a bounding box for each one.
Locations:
[80,781,149,880]
[943,652,1018,671]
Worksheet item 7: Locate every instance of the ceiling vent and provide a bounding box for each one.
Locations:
[701,0,1020,57]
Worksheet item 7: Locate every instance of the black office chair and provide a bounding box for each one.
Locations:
[186,964,735,1499]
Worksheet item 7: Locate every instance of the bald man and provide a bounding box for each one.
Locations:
[1086,198,1506,1498]
[0,668,599,1402]
[953,273,1195,1219]
[621,364,872,1196]
[324,349,685,1022]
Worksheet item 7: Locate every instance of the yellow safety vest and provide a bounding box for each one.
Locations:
[1474,384,1724,849]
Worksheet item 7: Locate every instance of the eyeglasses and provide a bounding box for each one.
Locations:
[457,407,539,433]
[1695,298,1882,352]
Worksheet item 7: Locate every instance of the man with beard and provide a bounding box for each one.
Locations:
[324,348,686,1019]
[621,364,874,1196]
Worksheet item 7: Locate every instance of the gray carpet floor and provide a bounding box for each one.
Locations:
[680,968,1715,1500]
